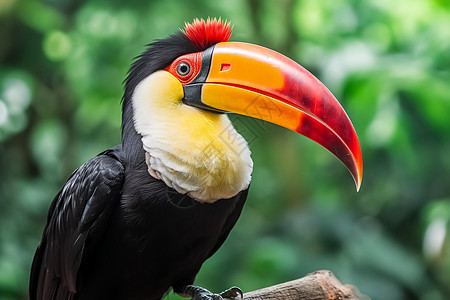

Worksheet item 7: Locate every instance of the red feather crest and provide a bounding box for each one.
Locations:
[182,18,233,49]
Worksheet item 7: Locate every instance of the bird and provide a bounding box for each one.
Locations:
[29,18,363,300]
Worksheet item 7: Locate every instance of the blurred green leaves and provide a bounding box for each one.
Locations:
[17,0,63,33]
[1,0,450,299]
[0,71,33,142]
[43,31,71,61]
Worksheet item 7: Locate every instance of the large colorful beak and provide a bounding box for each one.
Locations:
[183,42,363,190]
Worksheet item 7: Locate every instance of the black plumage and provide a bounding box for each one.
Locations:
[30,30,249,300]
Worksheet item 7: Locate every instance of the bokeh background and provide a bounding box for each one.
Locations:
[1,0,450,299]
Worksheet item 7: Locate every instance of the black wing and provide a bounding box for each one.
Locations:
[29,150,124,300]
[207,187,249,259]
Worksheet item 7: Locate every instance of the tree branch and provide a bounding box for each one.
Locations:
[242,270,368,300]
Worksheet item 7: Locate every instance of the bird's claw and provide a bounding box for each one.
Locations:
[180,285,243,300]
[220,286,243,299]
[191,293,222,300]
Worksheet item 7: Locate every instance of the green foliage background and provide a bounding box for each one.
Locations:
[1,0,450,299]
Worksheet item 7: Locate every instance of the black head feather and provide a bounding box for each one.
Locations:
[122,32,203,106]
[120,18,233,160]
[120,33,201,153]
[120,33,206,162]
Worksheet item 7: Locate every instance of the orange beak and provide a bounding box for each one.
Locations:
[183,42,363,190]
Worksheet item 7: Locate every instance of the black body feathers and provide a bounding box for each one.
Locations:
[30,145,248,299]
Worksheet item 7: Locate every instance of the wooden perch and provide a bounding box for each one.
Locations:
[242,270,368,300]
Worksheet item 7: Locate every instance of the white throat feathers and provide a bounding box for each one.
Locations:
[132,71,253,203]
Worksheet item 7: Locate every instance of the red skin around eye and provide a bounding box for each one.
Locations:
[165,52,203,85]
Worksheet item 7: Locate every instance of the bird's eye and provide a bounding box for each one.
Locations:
[165,53,202,84]
[176,62,191,76]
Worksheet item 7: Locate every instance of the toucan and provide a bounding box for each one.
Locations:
[29,18,363,300]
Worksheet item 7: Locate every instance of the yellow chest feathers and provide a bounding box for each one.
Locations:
[132,71,253,203]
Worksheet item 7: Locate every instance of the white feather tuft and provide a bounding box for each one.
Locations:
[132,71,253,203]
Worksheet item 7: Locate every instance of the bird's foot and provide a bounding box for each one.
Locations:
[178,285,243,300]
[219,287,243,299]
